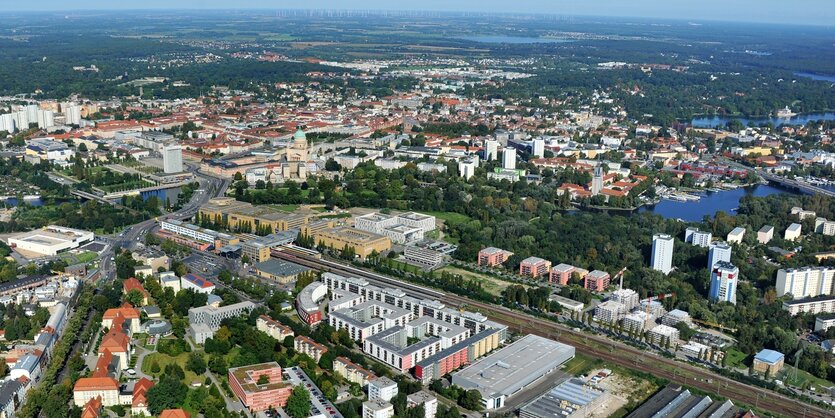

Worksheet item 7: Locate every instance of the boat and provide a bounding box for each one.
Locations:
[776,106,796,118]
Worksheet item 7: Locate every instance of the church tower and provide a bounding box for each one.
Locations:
[287,126,309,162]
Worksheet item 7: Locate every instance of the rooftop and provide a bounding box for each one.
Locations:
[254,259,309,278]
[754,349,784,365]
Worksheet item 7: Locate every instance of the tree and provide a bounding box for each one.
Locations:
[187,352,207,375]
[125,289,145,307]
[459,389,483,411]
[257,374,270,385]
[285,386,311,418]
[147,376,188,415]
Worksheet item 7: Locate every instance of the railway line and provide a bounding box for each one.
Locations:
[272,250,832,417]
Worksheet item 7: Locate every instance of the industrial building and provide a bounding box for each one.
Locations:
[451,334,575,410]
[626,385,738,418]
[519,378,606,418]
[307,226,392,260]
[253,259,309,284]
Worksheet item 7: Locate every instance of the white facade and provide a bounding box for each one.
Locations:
[368,377,398,402]
[8,225,94,256]
[775,267,835,299]
[0,113,15,133]
[708,241,732,270]
[63,103,81,126]
[458,158,478,180]
[363,400,394,418]
[188,301,255,330]
[685,228,712,247]
[531,139,545,158]
[647,324,680,346]
[407,391,438,418]
[727,227,745,243]
[650,234,674,274]
[709,262,738,305]
[757,226,774,244]
[502,147,516,170]
[484,140,498,161]
[784,223,802,241]
[594,300,626,324]
[609,288,639,311]
[162,144,183,173]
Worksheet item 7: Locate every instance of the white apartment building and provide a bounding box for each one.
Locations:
[329,300,413,342]
[458,157,479,180]
[784,223,802,241]
[407,391,438,418]
[684,228,711,248]
[502,147,516,170]
[708,241,732,270]
[609,288,639,311]
[775,267,835,299]
[368,377,399,402]
[648,324,680,346]
[815,218,835,236]
[709,262,738,305]
[651,234,674,274]
[783,296,835,316]
[163,144,183,173]
[622,311,655,334]
[594,300,626,324]
[256,315,294,341]
[757,225,774,244]
[484,140,498,161]
[727,227,745,243]
[363,400,394,418]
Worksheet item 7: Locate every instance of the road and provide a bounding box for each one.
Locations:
[99,167,228,280]
[271,251,833,418]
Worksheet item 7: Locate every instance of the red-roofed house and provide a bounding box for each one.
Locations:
[81,396,102,418]
[102,304,141,335]
[98,331,130,370]
[122,278,150,306]
[160,409,191,418]
[131,378,154,415]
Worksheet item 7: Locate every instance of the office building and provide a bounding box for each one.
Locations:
[188,301,255,330]
[752,349,784,375]
[684,227,712,247]
[162,144,183,173]
[707,241,732,270]
[309,226,391,260]
[784,223,802,241]
[519,257,551,278]
[354,212,435,244]
[650,234,674,274]
[502,147,516,170]
[708,262,738,305]
[228,362,292,412]
[451,335,575,410]
[757,225,774,244]
[199,198,310,233]
[296,281,327,325]
[727,227,745,243]
[368,377,398,402]
[775,267,835,299]
[458,157,479,180]
[477,247,513,267]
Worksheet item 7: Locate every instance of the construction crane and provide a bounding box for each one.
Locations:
[643,292,676,330]
[614,267,628,289]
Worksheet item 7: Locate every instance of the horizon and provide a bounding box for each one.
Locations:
[1,1,834,27]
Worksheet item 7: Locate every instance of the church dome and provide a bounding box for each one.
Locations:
[293,127,306,142]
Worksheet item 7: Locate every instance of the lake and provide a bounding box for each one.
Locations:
[795,72,835,83]
[2,197,44,207]
[637,184,795,221]
[460,36,573,44]
[140,187,182,205]
[691,112,835,128]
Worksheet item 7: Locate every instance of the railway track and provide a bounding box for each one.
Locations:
[272,251,831,418]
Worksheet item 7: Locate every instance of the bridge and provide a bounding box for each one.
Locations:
[757,171,835,198]
[70,190,116,205]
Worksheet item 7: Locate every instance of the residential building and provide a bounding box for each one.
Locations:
[785,223,802,241]
[477,247,513,267]
[549,263,575,285]
[684,227,711,247]
[622,311,654,334]
[294,336,329,362]
[594,301,626,324]
[775,267,835,299]
[583,270,610,292]
[484,140,498,161]
[661,309,692,328]
[727,227,745,244]
[458,157,478,180]
[333,357,376,387]
[228,362,293,412]
[256,315,294,341]
[609,288,639,311]
[296,281,327,325]
[407,391,438,418]
[650,234,674,274]
[122,278,150,306]
[368,377,399,402]
[519,257,551,278]
[708,262,738,305]
[782,296,835,316]
[791,207,816,220]
[757,225,774,244]
[815,217,835,236]
[363,400,394,418]
[814,314,835,332]
[753,349,784,375]
[708,241,732,270]
[647,324,680,346]
[502,147,516,170]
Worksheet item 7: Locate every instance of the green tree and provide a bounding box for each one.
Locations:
[187,352,207,375]
[285,386,311,418]
[147,376,188,415]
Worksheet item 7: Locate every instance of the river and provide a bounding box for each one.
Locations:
[460,35,573,44]
[637,184,795,221]
[691,112,835,128]
[139,187,182,204]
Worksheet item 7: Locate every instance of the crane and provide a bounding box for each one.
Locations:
[643,292,676,330]
[614,267,628,289]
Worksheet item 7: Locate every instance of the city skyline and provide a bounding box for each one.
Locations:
[2,1,834,26]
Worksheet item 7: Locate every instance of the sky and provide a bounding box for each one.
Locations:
[5,1,835,26]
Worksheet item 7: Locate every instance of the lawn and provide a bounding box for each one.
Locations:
[270,204,300,212]
[779,365,834,391]
[437,265,524,297]
[425,211,471,226]
[724,348,748,368]
[141,352,202,384]
[562,353,604,376]
[318,213,352,219]
[75,251,98,264]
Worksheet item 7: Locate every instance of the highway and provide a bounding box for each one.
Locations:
[270,251,832,418]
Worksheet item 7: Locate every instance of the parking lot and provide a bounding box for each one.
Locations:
[283,366,343,418]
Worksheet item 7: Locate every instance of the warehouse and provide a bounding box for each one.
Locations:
[451,334,575,410]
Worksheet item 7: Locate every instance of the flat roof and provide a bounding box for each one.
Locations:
[254,259,309,277]
[754,349,784,364]
[451,334,575,399]
[521,378,603,417]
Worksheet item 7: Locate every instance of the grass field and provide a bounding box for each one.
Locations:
[724,348,748,368]
[563,353,604,376]
[780,365,835,391]
[437,265,524,297]
[425,211,471,226]
[141,352,202,384]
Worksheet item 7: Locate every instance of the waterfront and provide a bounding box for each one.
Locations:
[460,35,573,44]
[140,186,183,204]
[691,112,835,128]
[637,184,795,221]
[795,72,835,83]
